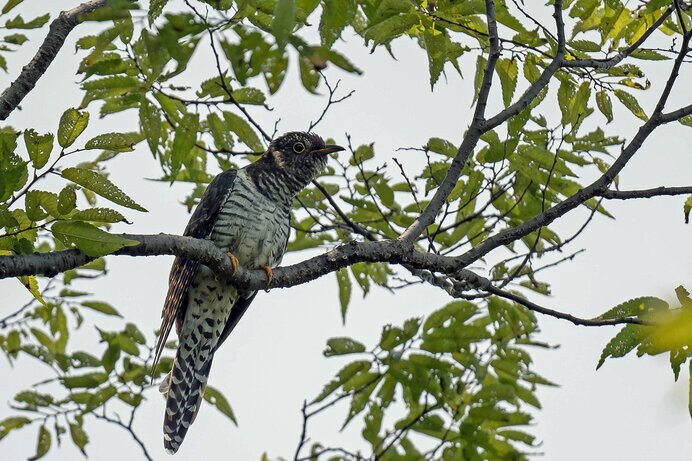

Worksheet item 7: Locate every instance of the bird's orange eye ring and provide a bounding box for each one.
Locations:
[292,142,305,154]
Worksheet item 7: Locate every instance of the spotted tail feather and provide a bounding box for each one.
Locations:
[162,349,214,454]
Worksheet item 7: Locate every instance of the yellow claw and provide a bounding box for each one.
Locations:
[226,252,239,276]
[261,265,273,290]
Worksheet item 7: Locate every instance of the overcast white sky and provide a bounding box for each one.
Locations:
[2,2,692,460]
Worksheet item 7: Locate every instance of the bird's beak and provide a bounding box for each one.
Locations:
[311,145,345,155]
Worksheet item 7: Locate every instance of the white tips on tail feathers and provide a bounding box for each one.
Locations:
[159,370,172,394]
[163,434,177,455]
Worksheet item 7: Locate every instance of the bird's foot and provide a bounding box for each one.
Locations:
[261,265,273,291]
[226,252,239,276]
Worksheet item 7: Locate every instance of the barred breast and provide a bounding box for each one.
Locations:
[210,169,291,269]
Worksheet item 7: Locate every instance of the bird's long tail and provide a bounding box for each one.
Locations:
[161,344,215,454]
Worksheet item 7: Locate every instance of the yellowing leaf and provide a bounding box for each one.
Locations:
[17,275,47,306]
[57,108,89,148]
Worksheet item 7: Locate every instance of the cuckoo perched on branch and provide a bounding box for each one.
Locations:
[152,132,344,453]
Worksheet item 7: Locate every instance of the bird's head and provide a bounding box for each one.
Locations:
[266,131,344,182]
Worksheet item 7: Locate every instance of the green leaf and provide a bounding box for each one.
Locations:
[68,422,88,455]
[336,268,352,323]
[364,13,418,47]
[204,386,237,424]
[3,33,27,45]
[23,129,53,169]
[25,190,59,220]
[170,112,199,172]
[61,372,108,389]
[139,98,162,154]
[597,324,647,369]
[685,196,692,224]
[57,108,89,148]
[207,113,234,152]
[61,167,147,212]
[298,54,320,94]
[51,220,139,257]
[424,29,447,89]
[614,89,647,121]
[57,187,77,215]
[426,137,457,157]
[5,13,49,29]
[273,0,295,50]
[223,112,262,151]
[320,0,356,47]
[324,337,366,356]
[72,208,127,223]
[629,49,667,61]
[596,297,668,320]
[84,132,143,152]
[81,300,121,317]
[231,88,266,105]
[349,143,374,166]
[596,90,613,123]
[312,360,370,403]
[1,0,24,15]
[85,385,117,411]
[0,416,31,441]
[380,318,420,350]
[28,425,51,461]
[495,58,518,107]
[569,39,601,52]
[148,0,167,25]
[473,55,487,104]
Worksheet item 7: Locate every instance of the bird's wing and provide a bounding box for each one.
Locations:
[152,169,238,376]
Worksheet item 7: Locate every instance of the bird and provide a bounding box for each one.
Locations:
[152,131,344,454]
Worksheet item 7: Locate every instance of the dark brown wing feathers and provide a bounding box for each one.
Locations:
[151,169,238,376]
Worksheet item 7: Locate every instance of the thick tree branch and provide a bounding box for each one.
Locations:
[0,0,108,120]
[0,234,646,327]
[0,233,464,291]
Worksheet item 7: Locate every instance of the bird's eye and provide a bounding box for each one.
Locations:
[292,142,306,154]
